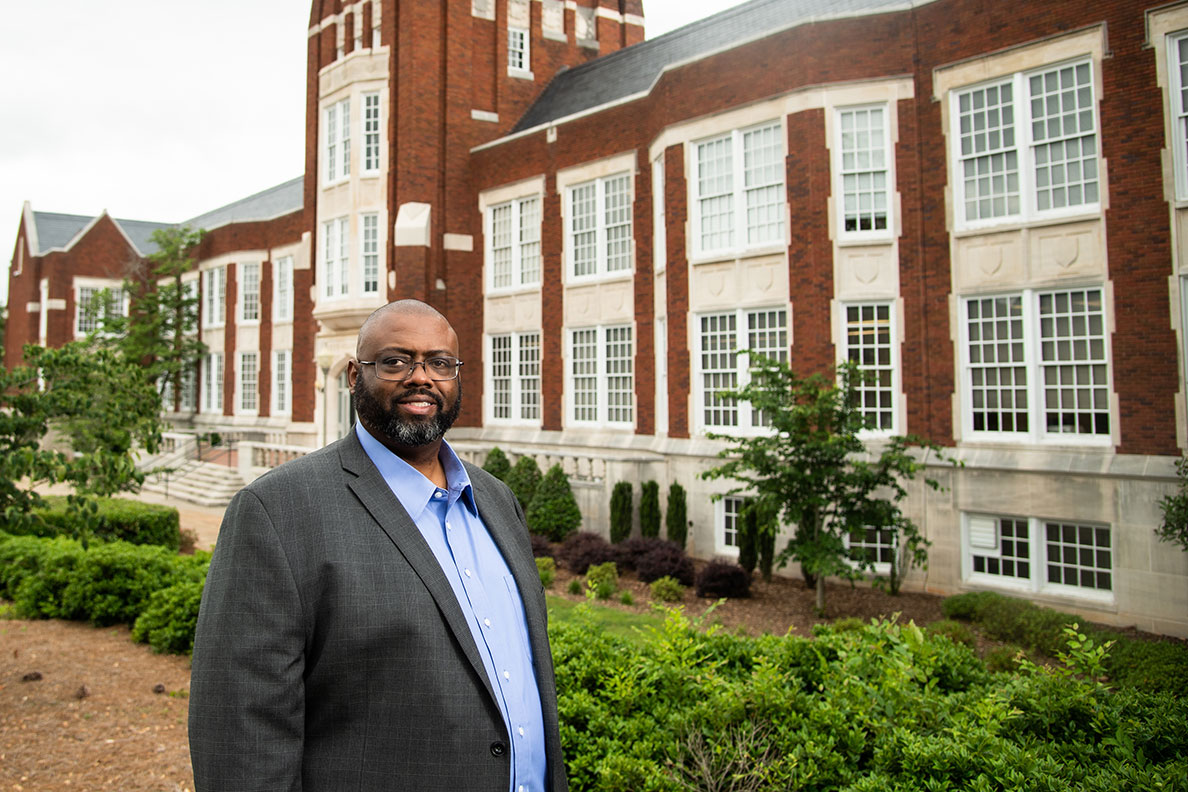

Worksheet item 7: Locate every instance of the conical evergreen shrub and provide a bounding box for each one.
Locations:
[666,483,688,549]
[506,455,542,510]
[482,447,511,481]
[640,481,660,538]
[526,464,582,542]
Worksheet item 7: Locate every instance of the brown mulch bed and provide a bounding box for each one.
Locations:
[0,568,945,791]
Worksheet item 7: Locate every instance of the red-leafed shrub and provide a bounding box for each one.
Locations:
[695,560,751,598]
[560,532,617,574]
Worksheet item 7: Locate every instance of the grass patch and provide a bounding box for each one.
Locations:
[547,595,665,645]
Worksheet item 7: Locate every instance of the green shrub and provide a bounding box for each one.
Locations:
[567,579,583,596]
[649,575,685,603]
[984,643,1026,673]
[25,496,180,550]
[4,535,88,620]
[665,483,687,549]
[526,464,582,542]
[609,482,633,544]
[737,510,758,575]
[619,591,634,606]
[506,456,542,510]
[639,481,660,539]
[536,556,556,588]
[131,581,204,654]
[482,447,511,481]
[1104,637,1188,695]
[586,562,618,600]
[926,618,977,649]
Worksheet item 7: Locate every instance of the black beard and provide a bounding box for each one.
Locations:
[353,379,462,447]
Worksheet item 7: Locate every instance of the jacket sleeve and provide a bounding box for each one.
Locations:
[189,487,307,792]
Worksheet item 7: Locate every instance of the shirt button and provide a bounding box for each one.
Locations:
[484,618,492,628]
[518,726,525,736]
[503,670,511,680]
[464,569,472,578]
[434,491,444,499]
[519,786,526,792]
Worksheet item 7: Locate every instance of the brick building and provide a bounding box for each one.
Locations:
[7,0,1188,635]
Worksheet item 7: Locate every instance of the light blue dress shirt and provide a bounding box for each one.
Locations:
[356,424,547,792]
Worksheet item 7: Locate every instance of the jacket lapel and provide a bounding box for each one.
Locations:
[336,433,499,706]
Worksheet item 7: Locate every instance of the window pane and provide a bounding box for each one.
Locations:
[1045,520,1111,591]
[1029,62,1098,211]
[967,295,1028,433]
[1039,288,1109,436]
[701,313,738,427]
[958,81,1019,221]
[839,108,889,233]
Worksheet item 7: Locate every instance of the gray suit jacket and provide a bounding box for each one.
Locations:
[188,432,568,792]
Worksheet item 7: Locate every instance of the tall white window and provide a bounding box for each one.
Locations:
[843,302,897,433]
[961,288,1110,442]
[697,307,788,433]
[324,98,351,184]
[717,496,746,555]
[362,214,380,294]
[508,27,528,72]
[488,332,541,423]
[75,284,126,336]
[568,325,634,426]
[202,266,226,328]
[693,121,785,256]
[965,513,1113,599]
[273,350,291,415]
[239,262,260,323]
[238,352,258,413]
[835,105,892,238]
[363,92,381,173]
[274,256,293,323]
[488,196,541,290]
[322,217,350,299]
[952,59,1099,228]
[568,174,632,280]
[178,366,197,412]
[203,352,223,413]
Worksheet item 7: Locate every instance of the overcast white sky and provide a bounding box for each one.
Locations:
[0,0,750,306]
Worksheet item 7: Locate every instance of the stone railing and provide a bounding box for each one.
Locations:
[238,441,313,484]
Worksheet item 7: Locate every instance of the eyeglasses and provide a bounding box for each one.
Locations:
[357,355,464,381]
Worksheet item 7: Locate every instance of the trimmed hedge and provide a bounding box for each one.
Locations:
[482,447,511,481]
[639,481,660,539]
[665,483,687,549]
[609,482,633,544]
[20,496,181,550]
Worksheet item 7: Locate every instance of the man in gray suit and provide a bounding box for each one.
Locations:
[189,299,568,792]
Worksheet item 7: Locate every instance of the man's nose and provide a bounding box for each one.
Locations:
[402,360,435,385]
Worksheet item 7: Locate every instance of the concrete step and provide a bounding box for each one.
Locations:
[142,461,245,508]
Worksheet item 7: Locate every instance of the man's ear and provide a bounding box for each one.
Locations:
[346,359,359,391]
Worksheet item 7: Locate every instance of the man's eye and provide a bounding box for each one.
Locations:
[382,358,410,368]
[427,358,452,371]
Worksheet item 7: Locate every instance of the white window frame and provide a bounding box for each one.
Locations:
[322,217,351,299]
[958,287,1111,445]
[508,27,529,74]
[843,527,897,575]
[203,352,224,414]
[695,306,789,436]
[487,195,542,291]
[238,262,260,324]
[273,256,294,323]
[362,213,380,295]
[202,266,226,329]
[714,496,746,557]
[74,280,127,337]
[324,97,351,185]
[567,324,634,428]
[238,352,258,415]
[950,58,1101,231]
[273,350,291,416]
[567,173,633,282]
[962,513,1114,603]
[840,301,899,435]
[691,121,786,259]
[363,92,381,174]
[178,364,197,413]
[486,331,542,425]
[833,104,894,241]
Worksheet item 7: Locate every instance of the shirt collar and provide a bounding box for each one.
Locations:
[355,423,477,518]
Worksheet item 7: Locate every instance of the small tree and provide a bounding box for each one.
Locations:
[702,358,947,615]
[506,455,543,511]
[640,481,660,538]
[666,483,688,549]
[483,447,511,482]
[96,226,206,402]
[610,482,633,543]
[527,464,582,542]
[1157,456,1188,553]
[737,507,758,577]
[0,342,164,540]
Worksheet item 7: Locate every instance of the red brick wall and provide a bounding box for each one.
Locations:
[664,145,690,439]
[633,148,655,436]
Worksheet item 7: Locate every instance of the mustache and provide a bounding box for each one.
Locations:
[396,390,444,409]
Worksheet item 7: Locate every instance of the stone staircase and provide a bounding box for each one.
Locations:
[141,459,245,508]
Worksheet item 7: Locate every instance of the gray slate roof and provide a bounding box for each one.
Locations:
[183,176,303,232]
[28,175,303,258]
[512,0,925,133]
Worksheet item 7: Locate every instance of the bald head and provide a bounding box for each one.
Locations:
[356,300,452,357]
